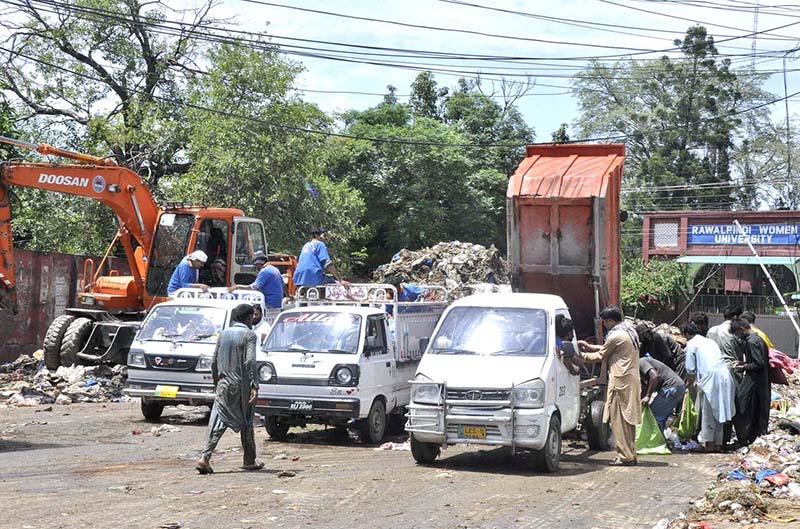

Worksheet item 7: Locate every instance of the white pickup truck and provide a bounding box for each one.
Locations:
[406,293,585,472]
[255,283,448,443]
[124,288,281,420]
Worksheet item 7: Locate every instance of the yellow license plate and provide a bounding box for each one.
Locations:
[460,425,487,439]
[154,385,179,398]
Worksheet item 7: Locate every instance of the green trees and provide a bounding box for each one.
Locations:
[574,26,773,216]
[326,74,533,269]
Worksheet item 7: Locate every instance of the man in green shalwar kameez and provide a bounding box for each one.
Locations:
[196,304,264,474]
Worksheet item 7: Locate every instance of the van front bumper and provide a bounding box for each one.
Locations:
[406,403,550,450]
[123,382,216,404]
[255,394,360,419]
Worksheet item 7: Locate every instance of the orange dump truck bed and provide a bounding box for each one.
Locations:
[506,144,625,340]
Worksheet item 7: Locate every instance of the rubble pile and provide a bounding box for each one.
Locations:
[374,241,510,298]
[0,351,127,407]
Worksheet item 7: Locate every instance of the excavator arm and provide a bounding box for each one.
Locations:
[0,136,160,316]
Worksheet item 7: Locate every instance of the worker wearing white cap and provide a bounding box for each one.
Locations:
[167,250,209,296]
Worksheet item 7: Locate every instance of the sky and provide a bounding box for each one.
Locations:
[207,0,800,140]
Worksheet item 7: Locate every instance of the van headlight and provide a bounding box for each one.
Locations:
[513,379,545,408]
[127,351,145,368]
[412,383,441,405]
[259,363,276,383]
[329,364,358,386]
[196,356,212,372]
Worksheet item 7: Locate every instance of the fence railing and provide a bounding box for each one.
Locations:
[690,293,782,315]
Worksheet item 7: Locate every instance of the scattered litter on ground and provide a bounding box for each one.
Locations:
[108,485,133,493]
[132,429,143,436]
[158,522,183,529]
[272,453,288,460]
[435,472,452,479]
[277,470,296,478]
[373,241,509,298]
[374,441,411,451]
[0,351,128,407]
[271,489,287,495]
[151,424,181,437]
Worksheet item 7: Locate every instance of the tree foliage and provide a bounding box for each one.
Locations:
[621,256,689,320]
[574,26,773,216]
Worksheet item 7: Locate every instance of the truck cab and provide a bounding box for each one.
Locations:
[405,293,581,472]
[123,288,279,420]
[255,283,448,443]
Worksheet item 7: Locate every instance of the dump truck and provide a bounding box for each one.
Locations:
[0,136,286,369]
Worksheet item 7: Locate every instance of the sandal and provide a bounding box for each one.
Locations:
[242,461,265,471]
[196,463,214,475]
[609,458,637,466]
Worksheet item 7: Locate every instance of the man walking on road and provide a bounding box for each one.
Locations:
[579,306,641,466]
[196,304,263,474]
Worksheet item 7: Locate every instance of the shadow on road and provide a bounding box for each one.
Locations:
[0,439,68,453]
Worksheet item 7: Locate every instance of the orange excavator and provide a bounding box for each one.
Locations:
[0,136,291,369]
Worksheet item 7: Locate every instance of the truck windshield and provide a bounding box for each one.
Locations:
[263,312,361,354]
[430,307,548,356]
[137,305,226,343]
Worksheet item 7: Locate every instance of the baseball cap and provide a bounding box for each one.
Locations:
[252,250,268,264]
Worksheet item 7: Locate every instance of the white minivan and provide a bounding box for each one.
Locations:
[405,293,582,472]
[255,283,447,443]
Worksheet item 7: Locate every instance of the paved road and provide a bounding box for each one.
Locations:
[0,401,724,529]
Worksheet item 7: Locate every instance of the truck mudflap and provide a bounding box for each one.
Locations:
[256,396,360,419]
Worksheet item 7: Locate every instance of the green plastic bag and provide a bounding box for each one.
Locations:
[678,390,698,440]
[635,405,671,455]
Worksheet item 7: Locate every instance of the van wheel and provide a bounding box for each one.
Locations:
[533,415,561,473]
[141,399,164,421]
[410,435,440,464]
[586,400,611,450]
[265,416,290,440]
[44,315,76,370]
[357,399,386,444]
[60,317,93,367]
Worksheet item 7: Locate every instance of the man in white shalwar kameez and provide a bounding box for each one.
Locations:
[682,321,735,452]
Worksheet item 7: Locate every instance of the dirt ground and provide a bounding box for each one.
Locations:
[0,400,729,529]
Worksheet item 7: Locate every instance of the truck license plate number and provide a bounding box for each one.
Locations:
[154,385,179,398]
[289,400,312,411]
[460,425,487,439]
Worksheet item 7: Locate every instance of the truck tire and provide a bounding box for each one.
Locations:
[141,399,164,421]
[533,414,561,473]
[410,435,440,464]
[59,317,93,367]
[43,315,76,370]
[585,399,611,450]
[265,416,290,440]
[357,399,386,444]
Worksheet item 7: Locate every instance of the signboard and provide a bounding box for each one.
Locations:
[688,223,800,245]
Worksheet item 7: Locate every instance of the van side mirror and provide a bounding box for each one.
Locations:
[419,337,429,352]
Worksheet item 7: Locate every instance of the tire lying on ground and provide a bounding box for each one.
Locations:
[59,317,93,367]
[43,314,76,370]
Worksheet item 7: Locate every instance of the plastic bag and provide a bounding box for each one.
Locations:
[636,405,672,455]
[678,391,697,440]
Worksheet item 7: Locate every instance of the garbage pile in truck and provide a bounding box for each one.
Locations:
[0,351,127,407]
[373,241,510,299]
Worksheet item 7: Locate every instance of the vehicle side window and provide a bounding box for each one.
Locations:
[366,317,387,354]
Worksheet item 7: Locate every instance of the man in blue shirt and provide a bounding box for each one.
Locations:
[167,251,209,296]
[293,228,347,287]
[229,251,284,309]
[384,277,427,316]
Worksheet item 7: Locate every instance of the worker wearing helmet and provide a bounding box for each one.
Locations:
[293,228,349,287]
[167,250,210,296]
[229,251,283,309]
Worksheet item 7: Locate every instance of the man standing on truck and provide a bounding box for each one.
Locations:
[293,228,349,287]
[229,251,283,309]
[196,304,263,474]
[578,306,641,466]
[167,250,210,296]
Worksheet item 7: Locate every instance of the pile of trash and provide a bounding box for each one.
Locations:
[0,350,128,406]
[654,369,800,528]
[630,317,687,347]
[374,241,510,298]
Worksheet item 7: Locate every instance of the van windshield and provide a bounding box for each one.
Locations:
[138,305,226,343]
[429,307,548,356]
[264,312,361,354]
